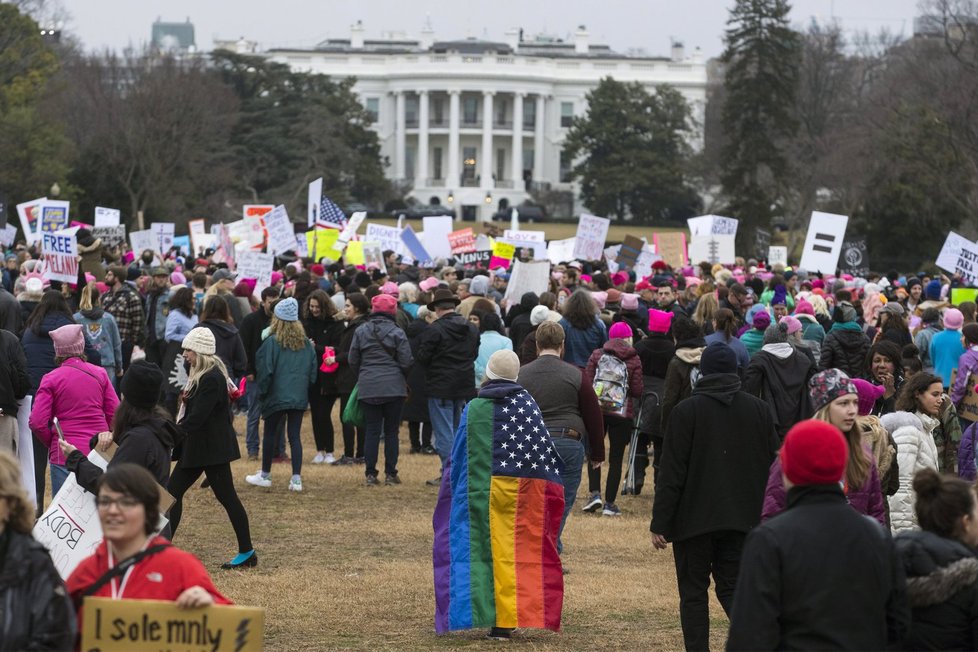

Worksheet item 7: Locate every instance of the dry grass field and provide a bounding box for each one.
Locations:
[170,413,730,651]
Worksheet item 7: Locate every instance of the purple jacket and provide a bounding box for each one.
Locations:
[951,347,978,406]
[959,423,978,482]
[761,454,886,526]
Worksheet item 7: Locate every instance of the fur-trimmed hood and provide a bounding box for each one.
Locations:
[896,529,978,607]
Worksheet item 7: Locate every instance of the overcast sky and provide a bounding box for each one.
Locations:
[61,0,922,58]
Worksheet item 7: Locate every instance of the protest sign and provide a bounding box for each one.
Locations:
[937,232,976,274]
[634,246,662,279]
[573,214,611,261]
[308,177,323,228]
[547,237,577,265]
[92,225,126,248]
[17,397,34,506]
[39,201,70,235]
[16,197,46,243]
[400,226,433,267]
[423,215,455,258]
[362,241,386,272]
[616,235,643,270]
[499,238,546,261]
[236,251,274,295]
[755,228,771,260]
[333,211,366,252]
[365,224,403,256]
[42,230,78,283]
[345,241,365,265]
[188,219,207,256]
[81,597,265,652]
[212,224,236,268]
[952,288,978,306]
[151,222,175,254]
[799,211,849,273]
[294,234,308,258]
[458,250,492,266]
[264,205,296,255]
[951,239,978,285]
[839,239,870,277]
[306,227,341,263]
[503,229,546,244]
[604,245,621,274]
[0,224,17,247]
[448,227,477,254]
[653,232,688,270]
[129,229,158,257]
[172,235,190,256]
[490,241,516,270]
[504,260,551,302]
[687,215,738,237]
[688,234,736,266]
[768,246,788,267]
[242,205,272,250]
[94,207,120,227]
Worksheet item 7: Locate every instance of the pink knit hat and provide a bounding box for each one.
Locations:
[852,378,886,417]
[795,299,815,316]
[591,291,607,310]
[371,294,398,315]
[51,324,85,358]
[621,293,639,311]
[419,277,440,292]
[648,309,673,334]
[380,281,399,297]
[779,315,802,335]
[609,322,633,339]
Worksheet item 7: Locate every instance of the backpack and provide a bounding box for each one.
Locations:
[593,353,630,416]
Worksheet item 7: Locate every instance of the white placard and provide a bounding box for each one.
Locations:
[17,396,35,506]
[129,229,158,257]
[188,219,207,256]
[688,234,737,266]
[503,260,551,302]
[768,246,788,267]
[936,232,976,274]
[265,205,296,255]
[16,197,46,244]
[37,200,71,237]
[93,207,120,227]
[42,230,79,283]
[150,222,175,255]
[0,224,17,247]
[422,215,455,259]
[799,211,849,274]
[633,246,662,280]
[308,177,323,228]
[687,214,739,237]
[236,251,274,294]
[503,229,546,243]
[295,234,309,258]
[365,223,403,256]
[333,211,366,252]
[548,237,578,265]
[946,238,978,285]
[572,214,611,261]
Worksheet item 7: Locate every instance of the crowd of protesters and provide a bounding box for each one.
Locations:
[6,226,978,648]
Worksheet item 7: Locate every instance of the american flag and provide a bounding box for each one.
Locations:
[318,195,347,230]
[494,390,564,480]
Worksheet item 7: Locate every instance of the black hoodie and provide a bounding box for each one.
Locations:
[416,312,480,400]
[200,318,247,379]
[66,415,178,492]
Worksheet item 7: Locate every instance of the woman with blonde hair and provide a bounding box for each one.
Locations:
[168,326,256,569]
[0,451,75,649]
[692,292,719,336]
[247,298,317,492]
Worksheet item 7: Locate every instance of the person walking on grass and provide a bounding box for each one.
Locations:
[349,293,413,486]
[303,289,345,465]
[246,298,317,492]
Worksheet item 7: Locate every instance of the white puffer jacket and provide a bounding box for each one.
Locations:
[886,419,940,533]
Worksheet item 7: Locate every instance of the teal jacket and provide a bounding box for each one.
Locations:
[256,334,317,418]
[740,329,765,358]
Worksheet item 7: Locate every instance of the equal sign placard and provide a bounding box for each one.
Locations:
[799,212,849,273]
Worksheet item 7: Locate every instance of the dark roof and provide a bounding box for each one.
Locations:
[430,39,513,55]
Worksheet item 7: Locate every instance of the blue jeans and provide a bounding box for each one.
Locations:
[429,398,466,470]
[50,463,69,498]
[551,436,584,554]
[261,409,303,476]
[362,399,403,477]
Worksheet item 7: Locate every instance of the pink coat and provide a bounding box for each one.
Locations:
[29,358,119,466]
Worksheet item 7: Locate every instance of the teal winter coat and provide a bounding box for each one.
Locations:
[256,334,317,418]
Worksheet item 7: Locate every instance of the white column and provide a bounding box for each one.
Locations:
[416,90,429,187]
[394,91,406,180]
[448,90,460,188]
[481,91,494,189]
[533,94,545,184]
[511,92,524,187]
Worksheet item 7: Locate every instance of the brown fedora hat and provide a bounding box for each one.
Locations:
[427,288,461,311]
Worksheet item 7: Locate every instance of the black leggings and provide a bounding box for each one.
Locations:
[409,422,432,449]
[309,389,339,452]
[339,393,364,458]
[167,462,252,554]
[587,416,633,505]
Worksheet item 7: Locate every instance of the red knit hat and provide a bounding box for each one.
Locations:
[780,420,848,486]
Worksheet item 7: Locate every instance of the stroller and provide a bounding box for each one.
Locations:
[622,385,661,496]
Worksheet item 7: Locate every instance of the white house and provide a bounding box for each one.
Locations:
[261,22,708,220]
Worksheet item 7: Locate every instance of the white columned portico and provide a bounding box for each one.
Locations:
[481,91,494,189]
[511,92,524,188]
[416,90,429,187]
[448,90,460,188]
[394,91,406,180]
[533,94,545,184]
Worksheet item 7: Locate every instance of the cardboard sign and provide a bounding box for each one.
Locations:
[687,214,738,237]
[151,222,175,255]
[400,226,433,267]
[951,288,978,306]
[94,207,121,227]
[688,234,736,266]
[42,230,79,283]
[768,246,788,267]
[333,211,366,252]
[92,226,126,248]
[447,228,477,254]
[308,177,323,228]
[617,235,644,269]
[937,232,977,275]
[16,197,46,243]
[39,201,71,235]
[653,232,687,270]
[423,215,455,259]
[458,250,492,266]
[129,229,158,257]
[490,241,516,270]
[799,211,849,274]
[572,214,610,261]
[264,205,295,255]
[365,224,403,256]
[81,598,264,652]
[547,237,577,265]
[839,239,870,277]
[503,260,551,302]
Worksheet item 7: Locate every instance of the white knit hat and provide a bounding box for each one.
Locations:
[486,350,520,382]
[182,327,216,355]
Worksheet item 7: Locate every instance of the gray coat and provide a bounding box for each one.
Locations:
[349,313,413,402]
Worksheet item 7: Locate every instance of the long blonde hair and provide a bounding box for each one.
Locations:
[813,405,871,488]
[692,292,719,328]
[79,283,100,311]
[184,350,230,398]
[0,452,34,534]
[269,316,308,351]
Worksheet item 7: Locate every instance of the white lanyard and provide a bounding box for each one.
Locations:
[107,540,150,600]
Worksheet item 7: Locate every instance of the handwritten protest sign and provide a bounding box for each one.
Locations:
[129,229,158,257]
[458,250,492,266]
[503,260,550,302]
[448,228,477,254]
[572,214,610,261]
[951,239,978,285]
[39,201,71,235]
[16,197,45,243]
[264,205,296,255]
[151,222,175,254]
[365,224,403,256]
[490,241,516,270]
[236,251,274,287]
[653,233,688,270]
[687,215,738,237]
[92,226,125,248]
[82,598,264,652]
[547,238,577,265]
[42,230,78,283]
[94,207,121,227]
[768,246,788,267]
[937,232,976,274]
[503,229,546,244]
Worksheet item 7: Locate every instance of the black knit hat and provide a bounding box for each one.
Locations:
[699,342,737,376]
[121,361,164,410]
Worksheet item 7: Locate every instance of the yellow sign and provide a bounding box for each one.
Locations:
[345,240,365,265]
[491,241,516,261]
[81,597,264,652]
[305,228,340,262]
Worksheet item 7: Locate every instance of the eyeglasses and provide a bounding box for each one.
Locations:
[96,496,142,510]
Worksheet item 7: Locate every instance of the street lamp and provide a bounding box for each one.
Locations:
[484,192,492,204]
[447,191,454,203]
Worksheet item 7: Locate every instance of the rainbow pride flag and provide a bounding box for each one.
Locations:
[432,383,564,633]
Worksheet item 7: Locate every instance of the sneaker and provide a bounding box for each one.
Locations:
[245,472,271,488]
[582,493,603,513]
[323,453,337,464]
[602,503,622,516]
[365,474,379,486]
[421,445,437,455]
[385,473,402,485]
[330,456,354,466]
[425,475,443,486]
[221,550,258,570]
[289,476,303,492]
[312,452,327,464]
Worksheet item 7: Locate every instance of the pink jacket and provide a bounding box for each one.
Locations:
[29,358,119,466]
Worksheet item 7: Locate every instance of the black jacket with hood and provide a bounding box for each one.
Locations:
[819,325,871,377]
[200,318,247,379]
[743,342,816,440]
[416,312,480,400]
[66,415,178,492]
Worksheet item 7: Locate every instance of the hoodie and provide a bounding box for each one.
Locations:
[66,416,179,493]
[200,318,247,379]
[660,337,706,431]
[743,343,816,440]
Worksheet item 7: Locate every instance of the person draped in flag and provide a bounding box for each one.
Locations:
[433,349,564,641]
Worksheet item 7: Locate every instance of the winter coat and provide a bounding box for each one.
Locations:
[818,322,871,377]
[164,310,197,344]
[176,367,239,468]
[77,237,107,281]
[650,372,779,542]
[560,316,608,368]
[508,312,534,353]
[739,328,765,358]
[144,289,169,345]
[256,334,317,417]
[29,358,119,467]
[416,312,480,400]
[583,338,644,420]
[743,343,816,440]
[761,451,887,526]
[303,314,345,395]
[634,332,676,379]
[474,331,514,387]
[0,287,21,336]
[704,331,751,373]
[335,314,366,395]
[0,329,28,418]
[0,529,75,651]
[915,325,942,374]
[919,399,964,473]
[797,314,825,364]
[66,416,179,493]
[951,346,978,407]
[22,313,101,394]
[239,307,271,379]
[74,308,123,369]
[931,328,965,388]
[960,422,978,482]
[660,339,706,432]
[199,318,247,380]
[402,319,431,422]
[349,312,413,402]
[888,420,940,533]
[727,484,909,651]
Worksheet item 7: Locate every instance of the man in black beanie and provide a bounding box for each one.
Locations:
[650,342,779,651]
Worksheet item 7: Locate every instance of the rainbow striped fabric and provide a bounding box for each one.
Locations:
[433,381,564,633]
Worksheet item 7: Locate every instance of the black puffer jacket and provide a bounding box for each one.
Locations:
[895,529,978,651]
[743,343,816,440]
[0,529,75,650]
[818,326,870,377]
[416,312,480,400]
[303,314,345,395]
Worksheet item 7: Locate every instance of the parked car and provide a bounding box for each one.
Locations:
[492,203,547,222]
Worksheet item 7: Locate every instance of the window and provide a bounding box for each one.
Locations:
[496,148,506,180]
[405,96,418,127]
[463,97,478,125]
[405,145,415,180]
[433,147,443,179]
[523,101,536,129]
[560,102,574,128]
[432,98,444,126]
[462,146,477,183]
[523,148,534,176]
[560,149,573,182]
[365,97,380,122]
[496,99,508,126]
